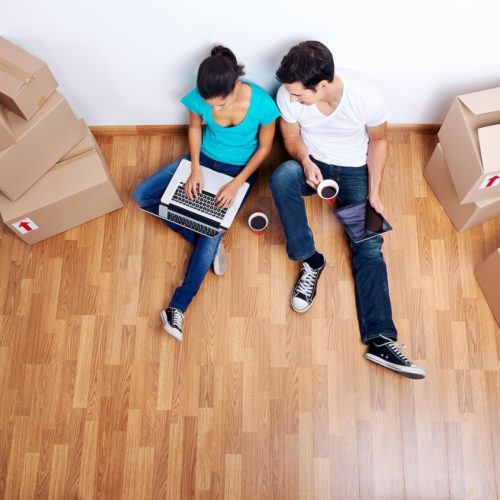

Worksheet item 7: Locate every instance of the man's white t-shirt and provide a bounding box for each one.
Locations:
[276,68,391,167]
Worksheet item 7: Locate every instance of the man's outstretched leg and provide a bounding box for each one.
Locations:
[270,159,326,312]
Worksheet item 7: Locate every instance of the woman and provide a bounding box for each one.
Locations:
[133,46,280,341]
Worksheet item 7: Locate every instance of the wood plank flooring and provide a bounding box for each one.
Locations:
[0,131,499,499]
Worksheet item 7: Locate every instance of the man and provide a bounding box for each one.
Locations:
[270,41,426,379]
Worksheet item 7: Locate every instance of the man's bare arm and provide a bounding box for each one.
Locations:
[366,122,388,213]
[280,119,323,189]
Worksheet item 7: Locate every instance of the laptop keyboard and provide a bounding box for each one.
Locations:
[167,212,220,237]
[172,184,228,220]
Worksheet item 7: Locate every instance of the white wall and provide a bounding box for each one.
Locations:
[2,0,500,125]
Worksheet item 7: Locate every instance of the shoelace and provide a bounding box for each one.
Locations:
[388,342,410,365]
[295,263,319,298]
[171,309,184,330]
[377,336,411,365]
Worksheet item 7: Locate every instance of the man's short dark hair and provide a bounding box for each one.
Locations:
[276,41,335,90]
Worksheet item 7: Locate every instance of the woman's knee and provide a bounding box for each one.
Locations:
[132,181,149,206]
[132,157,184,207]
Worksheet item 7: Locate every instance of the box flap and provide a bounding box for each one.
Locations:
[58,123,94,162]
[0,107,12,133]
[0,150,109,221]
[478,124,500,174]
[0,37,42,97]
[459,87,500,115]
[0,106,15,148]
[1,91,64,139]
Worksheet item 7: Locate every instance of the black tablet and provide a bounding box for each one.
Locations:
[335,200,392,243]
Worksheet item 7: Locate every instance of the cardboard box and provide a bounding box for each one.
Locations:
[438,87,500,204]
[0,132,123,245]
[475,248,500,327]
[59,124,96,162]
[424,144,500,232]
[0,91,86,201]
[0,37,58,120]
[0,108,15,149]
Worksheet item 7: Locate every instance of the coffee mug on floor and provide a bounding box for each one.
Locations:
[248,212,269,234]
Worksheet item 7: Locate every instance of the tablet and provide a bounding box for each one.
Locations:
[335,200,392,243]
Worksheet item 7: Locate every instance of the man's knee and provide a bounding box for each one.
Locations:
[270,160,303,194]
[352,236,384,258]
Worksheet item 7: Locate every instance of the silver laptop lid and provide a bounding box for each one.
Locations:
[161,159,249,229]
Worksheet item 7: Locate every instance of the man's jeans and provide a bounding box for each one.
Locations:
[133,152,256,313]
[270,157,397,344]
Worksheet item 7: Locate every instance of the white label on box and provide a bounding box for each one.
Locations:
[12,218,39,234]
[480,173,500,190]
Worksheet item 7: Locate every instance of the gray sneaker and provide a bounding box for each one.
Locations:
[213,241,228,276]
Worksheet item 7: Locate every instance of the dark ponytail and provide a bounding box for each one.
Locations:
[197,45,245,100]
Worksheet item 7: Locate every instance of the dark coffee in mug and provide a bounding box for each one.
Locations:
[250,215,267,230]
[320,186,337,199]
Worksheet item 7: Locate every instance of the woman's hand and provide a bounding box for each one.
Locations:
[215,179,243,209]
[184,168,203,199]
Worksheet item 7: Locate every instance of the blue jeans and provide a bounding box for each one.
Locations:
[133,152,256,313]
[270,157,397,344]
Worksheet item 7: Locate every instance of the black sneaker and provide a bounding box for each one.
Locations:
[160,307,184,341]
[365,335,426,379]
[291,261,326,313]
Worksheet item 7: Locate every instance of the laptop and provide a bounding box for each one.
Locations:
[140,159,250,237]
[335,199,393,243]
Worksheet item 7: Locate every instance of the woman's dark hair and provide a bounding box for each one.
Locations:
[276,41,334,91]
[197,46,245,99]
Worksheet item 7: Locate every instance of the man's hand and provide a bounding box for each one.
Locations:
[184,168,203,199]
[216,179,242,209]
[303,159,324,189]
[368,191,384,213]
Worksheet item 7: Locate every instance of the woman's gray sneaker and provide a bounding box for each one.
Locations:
[213,241,228,276]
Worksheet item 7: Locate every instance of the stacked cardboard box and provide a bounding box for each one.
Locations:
[475,249,500,327]
[0,37,122,244]
[424,87,500,232]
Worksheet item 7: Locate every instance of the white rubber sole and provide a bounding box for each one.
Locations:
[213,243,228,276]
[290,295,314,313]
[364,353,426,379]
[160,310,183,341]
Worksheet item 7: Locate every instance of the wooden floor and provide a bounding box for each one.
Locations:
[0,131,499,500]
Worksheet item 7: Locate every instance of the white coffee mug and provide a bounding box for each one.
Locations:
[317,179,339,204]
[248,212,269,234]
